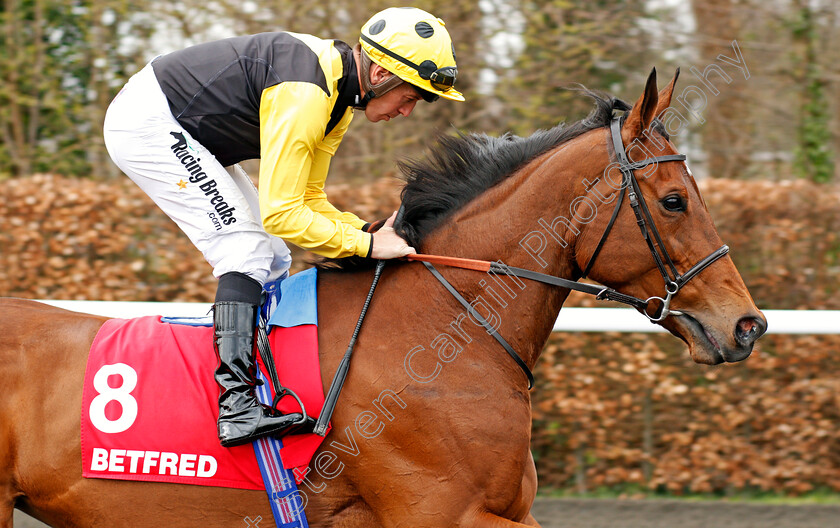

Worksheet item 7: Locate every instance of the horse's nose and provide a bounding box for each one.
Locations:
[734,314,767,347]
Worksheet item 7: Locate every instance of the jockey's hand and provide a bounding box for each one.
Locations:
[371,211,415,259]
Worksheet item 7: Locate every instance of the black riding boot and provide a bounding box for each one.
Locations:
[213,301,303,447]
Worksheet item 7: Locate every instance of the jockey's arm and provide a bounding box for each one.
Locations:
[258,82,372,258]
[303,111,367,230]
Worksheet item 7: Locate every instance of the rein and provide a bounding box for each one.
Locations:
[407,254,652,310]
[409,116,729,389]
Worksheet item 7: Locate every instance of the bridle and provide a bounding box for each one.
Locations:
[580,117,730,322]
[406,116,730,389]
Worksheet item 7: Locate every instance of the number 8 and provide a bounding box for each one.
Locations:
[89,363,138,434]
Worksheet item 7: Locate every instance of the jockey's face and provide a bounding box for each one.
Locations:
[364,76,421,123]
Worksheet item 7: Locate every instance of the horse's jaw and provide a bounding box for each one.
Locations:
[663,312,755,365]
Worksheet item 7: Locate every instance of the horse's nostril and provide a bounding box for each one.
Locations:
[735,316,767,345]
[738,319,756,335]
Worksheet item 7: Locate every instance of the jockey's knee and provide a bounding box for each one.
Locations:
[215,271,262,304]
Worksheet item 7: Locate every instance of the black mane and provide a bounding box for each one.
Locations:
[316,89,631,271]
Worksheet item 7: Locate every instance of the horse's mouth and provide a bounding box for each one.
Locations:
[670,312,751,365]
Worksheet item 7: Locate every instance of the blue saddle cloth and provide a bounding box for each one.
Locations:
[161,268,317,329]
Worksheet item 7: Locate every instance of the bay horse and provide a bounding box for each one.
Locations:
[1,69,765,527]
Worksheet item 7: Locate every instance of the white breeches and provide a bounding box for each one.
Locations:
[103,63,291,285]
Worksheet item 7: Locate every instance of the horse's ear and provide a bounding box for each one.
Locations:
[654,67,680,117]
[623,67,659,143]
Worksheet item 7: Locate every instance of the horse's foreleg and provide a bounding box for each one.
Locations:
[0,496,11,528]
[523,512,542,527]
[463,449,541,527]
[0,461,16,528]
[464,511,541,527]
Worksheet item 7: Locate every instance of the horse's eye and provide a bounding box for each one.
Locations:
[662,195,686,212]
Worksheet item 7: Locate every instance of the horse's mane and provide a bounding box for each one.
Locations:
[316,89,631,272]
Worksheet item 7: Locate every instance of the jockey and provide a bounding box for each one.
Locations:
[103,7,464,447]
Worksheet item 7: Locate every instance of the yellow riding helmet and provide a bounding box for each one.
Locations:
[360,7,465,102]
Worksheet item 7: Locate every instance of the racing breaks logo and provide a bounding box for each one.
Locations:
[170,131,237,230]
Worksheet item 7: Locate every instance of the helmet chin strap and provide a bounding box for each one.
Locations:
[354,45,404,109]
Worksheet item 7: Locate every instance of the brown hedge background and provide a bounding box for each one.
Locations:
[1,174,838,495]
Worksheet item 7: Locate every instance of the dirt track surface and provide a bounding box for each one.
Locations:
[15,497,840,527]
[531,498,840,527]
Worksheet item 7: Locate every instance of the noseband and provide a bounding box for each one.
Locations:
[406,116,730,389]
[580,118,729,321]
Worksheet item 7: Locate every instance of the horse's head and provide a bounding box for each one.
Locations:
[577,68,766,364]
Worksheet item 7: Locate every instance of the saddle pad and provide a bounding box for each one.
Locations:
[81,272,327,489]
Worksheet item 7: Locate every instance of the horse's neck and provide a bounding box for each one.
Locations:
[420,145,592,368]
